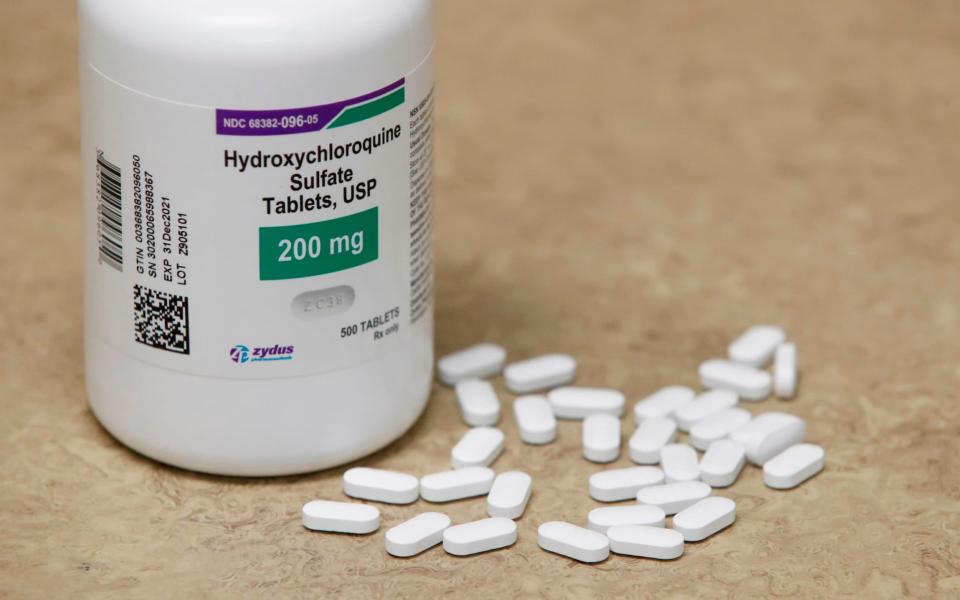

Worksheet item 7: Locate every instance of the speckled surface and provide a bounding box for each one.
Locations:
[1,0,959,597]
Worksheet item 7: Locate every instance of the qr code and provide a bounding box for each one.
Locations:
[134,284,190,354]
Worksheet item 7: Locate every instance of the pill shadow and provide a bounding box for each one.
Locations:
[540,553,613,566]
[609,552,682,563]
[303,529,379,537]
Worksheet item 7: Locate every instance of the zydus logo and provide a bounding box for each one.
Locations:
[229,343,295,364]
[230,345,250,363]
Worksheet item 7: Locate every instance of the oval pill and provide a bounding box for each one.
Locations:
[582,414,621,463]
[587,505,666,534]
[385,512,451,557]
[699,439,746,488]
[302,500,380,534]
[730,411,806,465]
[674,390,739,432]
[637,481,712,515]
[451,427,504,468]
[763,443,824,489]
[454,379,501,427]
[589,466,665,502]
[342,467,419,504]
[538,521,610,563]
[437,343,507,386]
[548,387,625,419]
[487,471,532,519]
[442,517,517,556]
[628,417,677,464]
[728,325,786,367]
[660,443,700,483]
[420,466,495,502]
[689,408,752,451]
[672,496,736,541]
[513,395,557,444]
[607,525,684,560]
[773,342,798,398]
[633,386,695,424]
[699,359,771,401]
[504,354,577,393]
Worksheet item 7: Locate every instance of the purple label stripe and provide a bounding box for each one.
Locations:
[215,78,405,136]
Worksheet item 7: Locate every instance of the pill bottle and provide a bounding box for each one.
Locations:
[79,0,435,476]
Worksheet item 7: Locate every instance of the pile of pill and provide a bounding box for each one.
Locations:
[301,325,824,562]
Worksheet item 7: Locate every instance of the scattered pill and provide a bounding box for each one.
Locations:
[513,395,557,444]
[487,471,533,519]
[582,414,621,463]
[385,512,451,557]
[443,518,517,556]
[628,417,677,464]
[637,481,712,515]
[420,466,495,502]
[538,521,610,563]
[454,379,501,427]
[688,408,752,451]
[451,427,504,468]
[699,359,771,400]
[504,354,577,393]
[660,443,700,483]
[763,443,824,489]
[674,390,739,432]
[672,496,736,541]
[342,467,419,504]
[437,343,507,386]
[589,466,665,502]
[587,505,666,534]
[302,500,380,534]
[773,343,797,398]
[699,439,746,488]
[307,335,818,562]
[547,387,625,419]
[607,525,684,560]
[730,411,806,465]
[633,386,695,424]
[728,325,786,368]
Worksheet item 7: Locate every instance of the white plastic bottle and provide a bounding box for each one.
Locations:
[79,0,435,476]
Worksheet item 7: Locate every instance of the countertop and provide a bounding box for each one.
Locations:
[1,0,958,597]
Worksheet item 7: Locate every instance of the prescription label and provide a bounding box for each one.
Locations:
[83,54,433,379]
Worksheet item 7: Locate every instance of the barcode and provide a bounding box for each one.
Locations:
[134,284,190,354]
[96,151,123,271]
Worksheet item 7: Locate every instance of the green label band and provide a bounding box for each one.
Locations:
[259,207,378,280]
[329,87,405,129]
